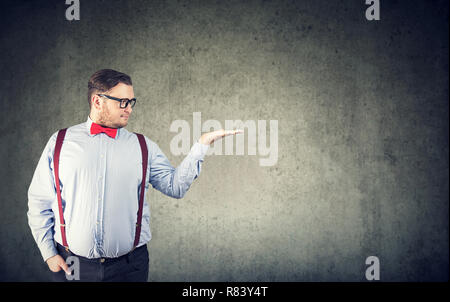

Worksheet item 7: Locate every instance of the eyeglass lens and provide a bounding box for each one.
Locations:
[120,99,136,108]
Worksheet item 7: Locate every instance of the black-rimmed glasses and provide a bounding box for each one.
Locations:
[97,94,137,108]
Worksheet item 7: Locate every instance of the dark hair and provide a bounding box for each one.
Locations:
[87,69,132,109]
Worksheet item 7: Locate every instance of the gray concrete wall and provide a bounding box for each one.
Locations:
[0,0,448,281]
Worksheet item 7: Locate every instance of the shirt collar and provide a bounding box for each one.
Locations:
[86,115,121,139]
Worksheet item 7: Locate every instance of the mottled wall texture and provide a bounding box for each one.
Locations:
[0,0,448,281]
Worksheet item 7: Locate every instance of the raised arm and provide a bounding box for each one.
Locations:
[148,129,243,198]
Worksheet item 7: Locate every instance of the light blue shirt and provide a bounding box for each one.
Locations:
[27,116,209,261]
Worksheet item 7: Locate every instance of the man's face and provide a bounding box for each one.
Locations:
[95,83,134,128]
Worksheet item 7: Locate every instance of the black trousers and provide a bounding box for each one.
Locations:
[49,243,149,282]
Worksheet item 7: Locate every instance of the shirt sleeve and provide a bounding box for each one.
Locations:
[27,132,59,262]
[147,138,209,199]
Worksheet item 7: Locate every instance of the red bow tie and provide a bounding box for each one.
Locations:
[90,122,118,138]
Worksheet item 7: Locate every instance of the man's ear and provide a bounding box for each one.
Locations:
[92,94,102,110]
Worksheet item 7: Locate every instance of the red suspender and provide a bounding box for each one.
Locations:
[53,129,149,253]
[54,128,69,251]
[133,133,148,250]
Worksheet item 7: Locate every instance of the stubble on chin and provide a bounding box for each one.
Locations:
[97,112,109,127]
[98,107,128,129]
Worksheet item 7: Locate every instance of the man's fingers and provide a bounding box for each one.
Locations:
[231,129,244,135]
[59,258,70,275]
[222,129,244,137]
[202,129,244,145]
[49,265,61,273]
